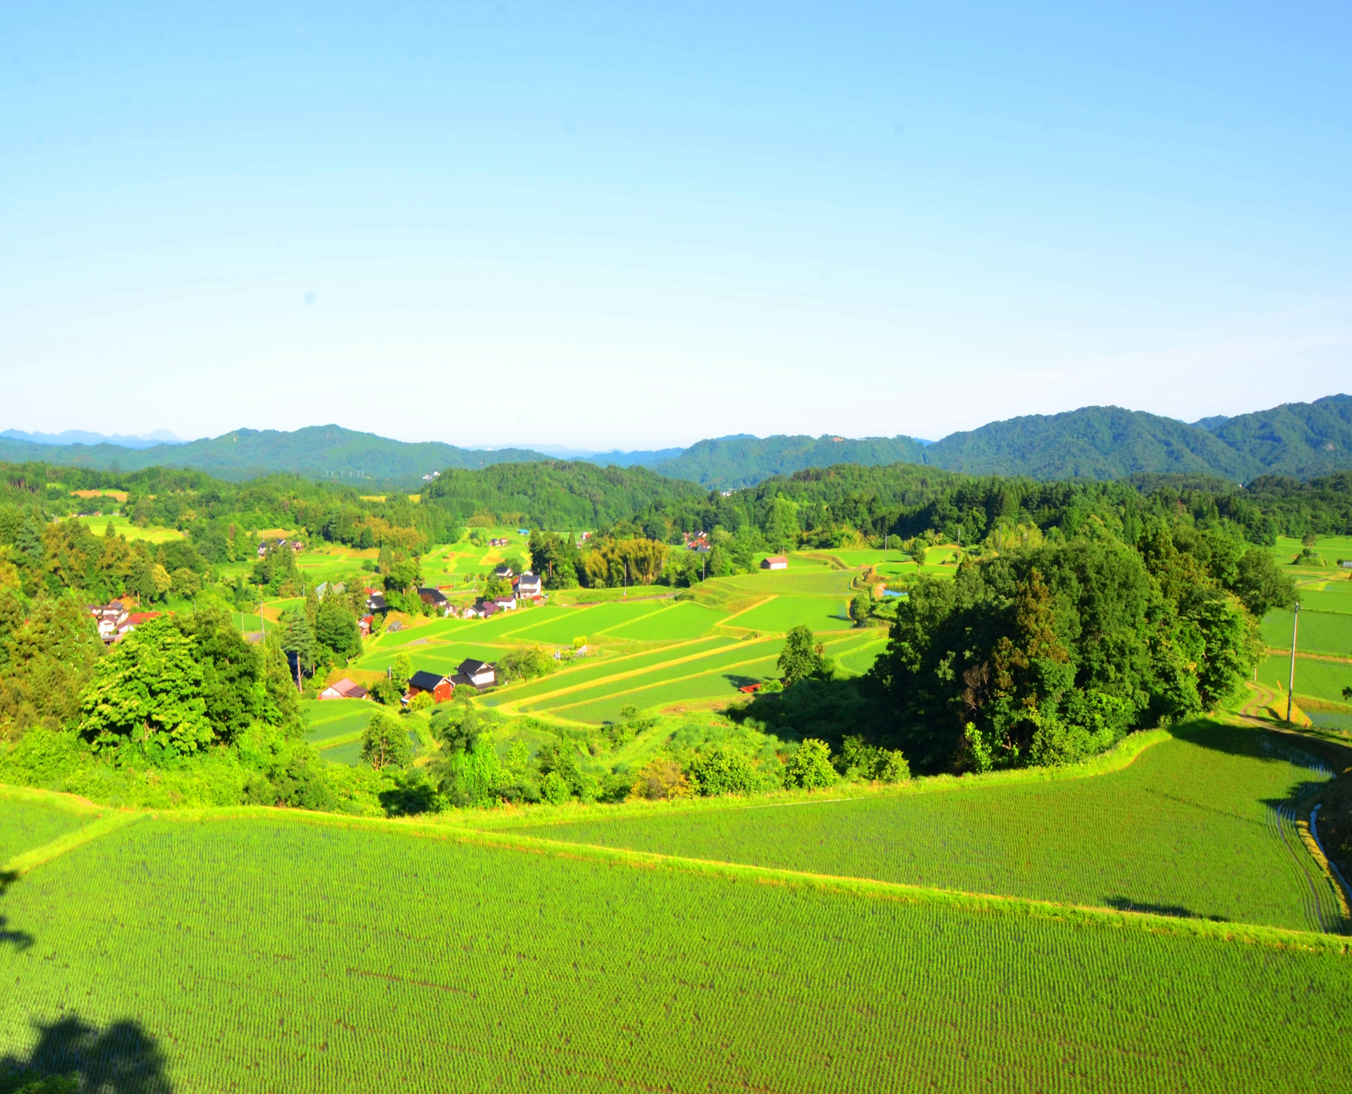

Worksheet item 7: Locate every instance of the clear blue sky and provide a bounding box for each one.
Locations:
[3,2,1349,448]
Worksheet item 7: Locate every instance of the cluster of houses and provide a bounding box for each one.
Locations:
[87,601,161,643]
[319,658,497,705]
[257,538,304,558]
[366,567,545,622]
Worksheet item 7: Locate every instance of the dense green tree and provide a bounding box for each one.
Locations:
[178,607,266,743]
[360,712,413,770]
[280,610,317,681]
[0,595,104,739]
[78,616,212,756]
[784,738,836,789]
[315,597,361,661]
[687,745,758,796]
[777,625,832,684]
[1229,547,1295,618]
[497,646,556,684]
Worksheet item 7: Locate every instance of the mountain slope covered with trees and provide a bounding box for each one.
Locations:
[0,426,549,482]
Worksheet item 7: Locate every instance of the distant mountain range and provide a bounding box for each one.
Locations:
[0,426,548,482]
[4,395,1349,489]
[0,428,183,450]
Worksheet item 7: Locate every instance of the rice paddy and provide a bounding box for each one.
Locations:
[506,723,1347,932]
[346,550,885,724]
[0,802,1349,1093]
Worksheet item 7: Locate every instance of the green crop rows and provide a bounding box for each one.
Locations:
[0,792,103,865]
[0,814,1349,1093]
[1261,607,1352,657]
[520,724,1345,931]
[1257,654,1352,706]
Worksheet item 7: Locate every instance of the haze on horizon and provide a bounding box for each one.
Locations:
[3,2,1350,450]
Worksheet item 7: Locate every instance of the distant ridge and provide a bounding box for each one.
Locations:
[0,425,550,483]
[646,434,929,489]
[4,395,1348,488]
[0,428,183,450]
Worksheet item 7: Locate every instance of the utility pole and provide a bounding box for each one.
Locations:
[1286,600,1300,723]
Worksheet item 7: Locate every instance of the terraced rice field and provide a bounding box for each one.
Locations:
[0,810,1348,1093]
[303,698,376,745]
[1257,653,1352,707]
[491,630,882,722]
[515,724,1347,932]
[352,552,888,724]
[1261,607,1352,658]
[0,791,107,865]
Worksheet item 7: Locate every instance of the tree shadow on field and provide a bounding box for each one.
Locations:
[1172,718,1352,771]
[1104,895,1227,923]
[723,674,760,691]
[0,870,34,953]
[0,1015,174,1094]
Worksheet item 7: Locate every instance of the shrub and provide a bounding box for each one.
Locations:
[784,739,836,790]
[497,645,557,684]
[687,746,758,796]
[540,770,572,805]
[630,758,693,801]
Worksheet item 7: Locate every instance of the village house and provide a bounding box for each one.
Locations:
[87,603,160,643]
[456,659,497,688]
[358,614,374,637]
[257,538,304,558]
[492,565,514,580]
[514,572,543,599]
[319,678,369,701]
[417,587,451,614]
[366,591,388,613]
[405,670,453,704]
[492,596,517,611]
[489,537,509,547]
[761,555,789,571]
[89,602,129,642]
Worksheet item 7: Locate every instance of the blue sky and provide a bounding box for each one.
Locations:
[3,2,1349,448]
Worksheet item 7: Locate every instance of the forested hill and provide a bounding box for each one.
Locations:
[635,396,1352,488]
[0,426,549,483]
[922,406,1253,480]
[420,460,707,530]
[643,434,930,489]
[921,396,1352,482]
[5,395,1348,487]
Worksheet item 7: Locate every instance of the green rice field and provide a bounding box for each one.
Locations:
[73,513,184,544]
[350,551,889,724]
[1261,607,1352,657]
[1257,653,1352,706]
[302,698,375,745]
[510,724,1346,932]
[0,791,106,865]
[0,808,1348,1093]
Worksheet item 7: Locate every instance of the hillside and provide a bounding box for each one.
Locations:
[0,425,549,483]
[650,396,1352,488]
[5,395,1348,488]
[648,433,930,489]
[419,458,708,528]
[1208,394,1352,478]
[923,405,1256,480]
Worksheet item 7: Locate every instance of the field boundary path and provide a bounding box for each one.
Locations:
[31,802,1340,957]
[2,810,143,879]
